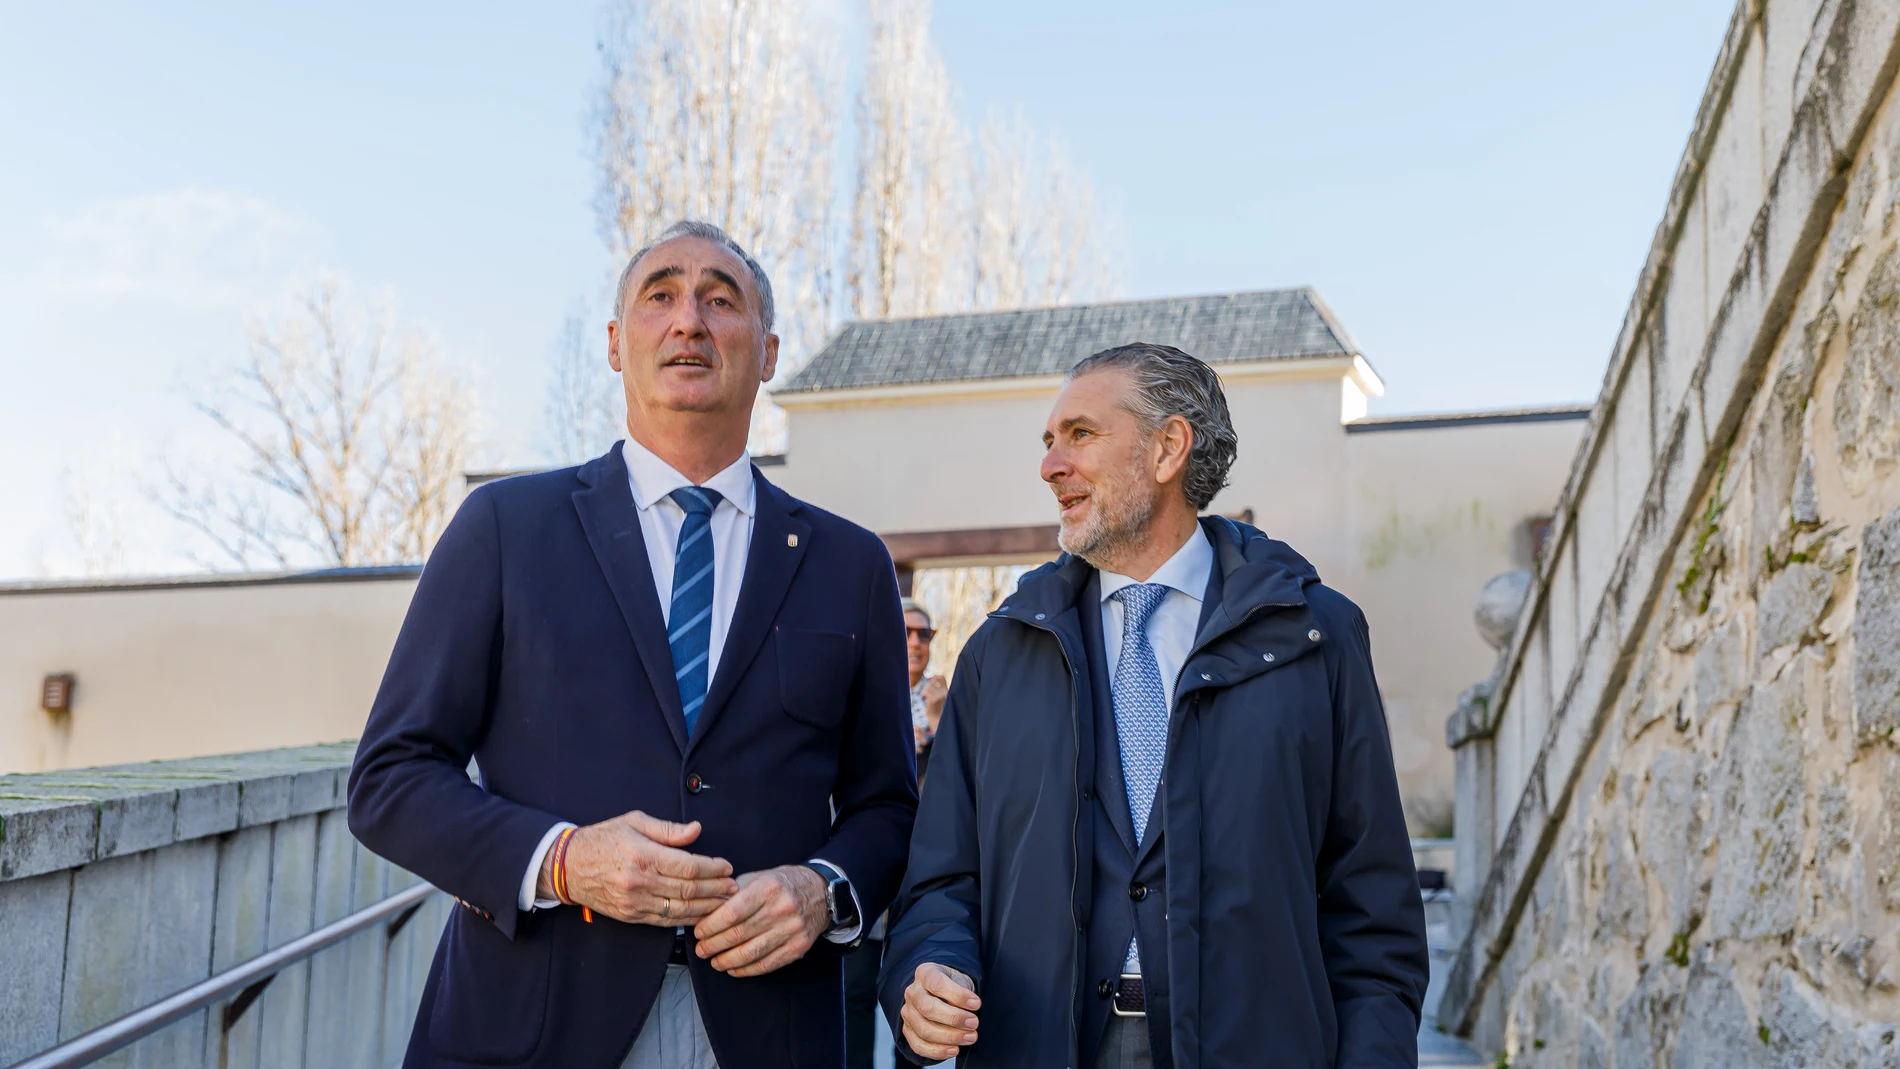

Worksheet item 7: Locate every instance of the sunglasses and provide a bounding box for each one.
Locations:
[906,626,937,642]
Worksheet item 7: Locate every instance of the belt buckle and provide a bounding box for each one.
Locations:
[1111,973,1145,1018]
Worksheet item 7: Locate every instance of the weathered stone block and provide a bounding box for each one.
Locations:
[129,838,216,1069]
[235,773,294,827]
[172,780,240,842]
[1641,749,1707,938]
[1837,246,1900,491]
[1760,560,1834,652]
[1694,614,1749,728]
[256,814,318,1069]
[0,870,70,1064]
[1593,806,1648,947]
[1709,660,1812,940]
[1856,506,1900,743]
[205,824,273,1067]
[1675,958,1768,1069]
[0,795,99,880]
[1613,965,1684,1069]
[58,852,150,1068]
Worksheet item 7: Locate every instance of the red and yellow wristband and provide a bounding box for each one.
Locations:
[550,826,592,922]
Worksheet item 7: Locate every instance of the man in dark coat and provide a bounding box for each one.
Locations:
[349,221,916,1068]
[879,343,1428,1068]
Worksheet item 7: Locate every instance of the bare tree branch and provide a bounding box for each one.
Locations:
[162,277,476,570]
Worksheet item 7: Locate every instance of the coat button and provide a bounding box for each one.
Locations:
[1200,672,1212,681]
[1098,978,1114,998]
[1263,652,1276,662]
[685,773,704,794]
[1309,629,1322,642]
[1129,883,1148,901]
[1035,612,1047,620]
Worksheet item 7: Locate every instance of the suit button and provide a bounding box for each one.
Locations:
[686,773,704,794]
[1129,883,1147,901]
[1098,978,1114,998]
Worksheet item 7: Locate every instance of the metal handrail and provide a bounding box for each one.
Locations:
[7,881,439,1069]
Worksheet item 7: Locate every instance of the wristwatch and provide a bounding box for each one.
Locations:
[806,862,860,936]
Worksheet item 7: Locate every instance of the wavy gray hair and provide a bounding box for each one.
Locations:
[1066,343,1237,511]
[614,220,776,334]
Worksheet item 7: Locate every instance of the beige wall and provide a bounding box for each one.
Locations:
[777,362,1585,831]
[1340,418,1586,830]
[0,575,416,774]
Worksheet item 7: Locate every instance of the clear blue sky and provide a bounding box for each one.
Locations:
[0,0,1736,578]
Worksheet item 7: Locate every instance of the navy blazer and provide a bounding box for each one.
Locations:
[348,443,919,1069]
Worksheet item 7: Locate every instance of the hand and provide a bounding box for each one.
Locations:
[692,865,829,977]
[921,675,949,718]
[901,962,980,1061]
[537,811,737,926]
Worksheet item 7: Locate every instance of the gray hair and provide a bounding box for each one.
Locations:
[1066,343,1238,511]
[899,598,933,629]
[614,220,776,334]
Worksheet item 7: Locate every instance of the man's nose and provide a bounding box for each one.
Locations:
[1040,447,1069,485]
[669,298,710,338]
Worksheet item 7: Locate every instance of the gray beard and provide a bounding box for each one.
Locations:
[1059,489,1157,572]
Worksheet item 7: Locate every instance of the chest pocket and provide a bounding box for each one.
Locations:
[774,626,855,729]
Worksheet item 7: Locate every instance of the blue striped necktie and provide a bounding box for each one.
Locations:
[667,486,723,737]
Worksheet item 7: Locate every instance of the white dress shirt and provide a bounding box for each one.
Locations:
[518,440,859,942]
[1099,524,1216,708]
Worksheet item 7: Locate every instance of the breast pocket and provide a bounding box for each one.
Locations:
[774,626,855,730]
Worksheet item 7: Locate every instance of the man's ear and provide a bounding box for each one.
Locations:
[607,320,624,373]
[761,333,780,383]
[1153,414,1194,485]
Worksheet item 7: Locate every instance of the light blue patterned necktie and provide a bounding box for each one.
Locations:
[668,486,723,737]
[1111,582,1172,974]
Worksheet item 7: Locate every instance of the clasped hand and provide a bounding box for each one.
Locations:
[537,810,829,977]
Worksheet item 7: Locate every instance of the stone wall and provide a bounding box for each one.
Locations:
[0,743,449,1068]
[1442,0,1900,1062]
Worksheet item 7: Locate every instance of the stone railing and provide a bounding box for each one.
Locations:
[0,743,448,1068]
[1441,0,1900,1054]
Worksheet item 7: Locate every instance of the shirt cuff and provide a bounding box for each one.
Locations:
[809,857,863,943]
[519,822,576,911]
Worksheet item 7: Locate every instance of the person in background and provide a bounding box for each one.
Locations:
[903,598,949,782]
[844,597,949,1069]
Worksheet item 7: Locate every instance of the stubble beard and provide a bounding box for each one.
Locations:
[1058,483,1157,574]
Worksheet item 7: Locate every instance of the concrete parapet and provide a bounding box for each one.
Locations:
[0,743,436,1068]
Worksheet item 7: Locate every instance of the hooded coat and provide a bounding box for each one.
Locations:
[879,517,1428,1068]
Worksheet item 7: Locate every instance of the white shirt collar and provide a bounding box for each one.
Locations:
[621,437,756,517]
[1098,523,1215,604]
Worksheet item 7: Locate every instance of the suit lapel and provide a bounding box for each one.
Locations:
[688,467,810,757]
[571,445,690,755]
[1080,572,1139,857]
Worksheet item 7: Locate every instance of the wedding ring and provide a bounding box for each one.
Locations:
[661,897,672,919]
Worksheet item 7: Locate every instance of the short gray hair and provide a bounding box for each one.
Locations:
[899,598,933,628]
[1067,343,1238,511]
[614,220,776,333]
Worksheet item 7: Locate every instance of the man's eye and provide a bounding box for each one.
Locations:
[1074,429,1091,439]
[711,297,731,307]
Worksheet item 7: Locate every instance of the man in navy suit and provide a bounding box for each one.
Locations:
[349,220,919,1068]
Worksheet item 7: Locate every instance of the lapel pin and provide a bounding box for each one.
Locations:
[788,534,799,547]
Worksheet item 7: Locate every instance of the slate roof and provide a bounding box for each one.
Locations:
[778,288,1361,394]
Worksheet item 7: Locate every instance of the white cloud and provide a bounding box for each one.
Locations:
[36,188,328,307]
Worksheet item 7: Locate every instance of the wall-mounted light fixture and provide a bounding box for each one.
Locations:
[41,674,75,713]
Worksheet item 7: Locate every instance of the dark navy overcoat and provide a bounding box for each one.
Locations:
[880,517,1428,1068]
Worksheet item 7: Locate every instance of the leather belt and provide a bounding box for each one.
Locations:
[1112,974,1146,1017]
